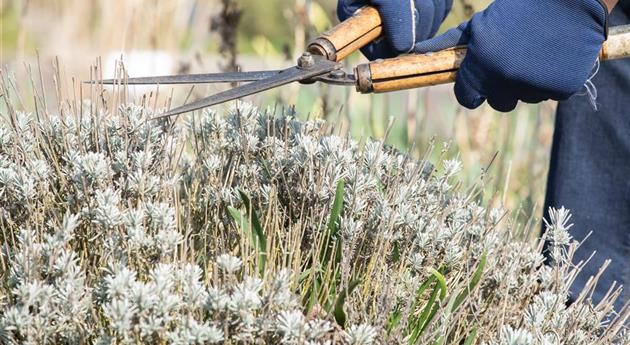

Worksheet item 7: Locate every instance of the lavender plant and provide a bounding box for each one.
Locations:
[0,95,628,344]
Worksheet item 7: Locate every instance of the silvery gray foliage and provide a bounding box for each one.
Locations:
[0,104,375,344]
[3,215,91,344]
[0,102,628,344]
[344,324,378,345]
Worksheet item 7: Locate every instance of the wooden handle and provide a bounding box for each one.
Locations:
[356,24,630,94]
[308,6,382,62]
[355,47,465,93]
[601,25,630,60]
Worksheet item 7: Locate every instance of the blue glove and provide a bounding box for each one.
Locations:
[414,0,609,112]
[337,0,453,60]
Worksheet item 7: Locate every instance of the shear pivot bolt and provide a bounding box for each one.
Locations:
[298,52,315,69]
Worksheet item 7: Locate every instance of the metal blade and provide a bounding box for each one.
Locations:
[94,70,283,85]
[156,56,340,119]
[92,69,356,86]
[313,71,356,86]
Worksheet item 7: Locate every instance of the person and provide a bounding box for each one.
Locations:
[337,0,630,310]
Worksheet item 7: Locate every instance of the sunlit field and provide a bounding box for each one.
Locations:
[4,1,619,344]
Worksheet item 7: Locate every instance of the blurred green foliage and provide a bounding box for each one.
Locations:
[234,0,493,55]
[1,2,22,53]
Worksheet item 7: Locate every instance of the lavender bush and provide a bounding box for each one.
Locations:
[0,99,628,344]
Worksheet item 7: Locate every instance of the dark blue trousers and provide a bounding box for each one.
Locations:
[544,2,630,310]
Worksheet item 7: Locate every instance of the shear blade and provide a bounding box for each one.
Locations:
[96,70,283,85]
[156,56,340,119]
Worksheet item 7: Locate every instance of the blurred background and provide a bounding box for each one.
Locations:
[1,0,555,231]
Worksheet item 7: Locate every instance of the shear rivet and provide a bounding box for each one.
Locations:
[298,52,315,69]
[331,70,346,79]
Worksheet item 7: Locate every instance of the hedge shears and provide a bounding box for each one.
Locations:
[95,7,630,119]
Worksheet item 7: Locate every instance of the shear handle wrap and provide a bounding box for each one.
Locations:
[357,24,630,93]
[308,6,382,62]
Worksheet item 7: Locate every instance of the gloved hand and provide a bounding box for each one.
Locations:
[337,0,453,60]
[414,0,609,112]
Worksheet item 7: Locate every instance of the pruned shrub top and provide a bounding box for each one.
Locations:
[0,103,627,344]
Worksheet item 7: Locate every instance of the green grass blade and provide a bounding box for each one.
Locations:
[327,179,345,235]
[227,206,249,238]
[463,328,478,345]
[298,268,313,283]
[409,284,440,344]
[408,269,447,344]
[237,189,266,251]
[429,268,447,301]
[333,279,361,327]
[392,241,401,262]
[420,301,440,334]
[411,275,435,309]
[320,178,345,264]
[453,252,487,311]
[230,190,267,274]
[303,180,346,316]
[405,275,436,332]
[310,178,345,310]
[387,306,403,334]
[304,277,320,312]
